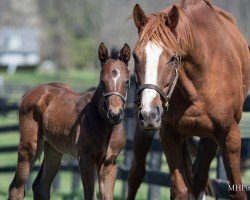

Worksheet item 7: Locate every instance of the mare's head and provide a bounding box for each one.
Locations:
[98,42,131,124]
[132,4,194,130]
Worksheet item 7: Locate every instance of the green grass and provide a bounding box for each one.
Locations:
[1,119,250,200]
[0,70,99,102]
[0,147,169,199]
[0,71,250,199]
[0,112,18,126]
[239,112,250,136]
[0,69,169,199]
[0,69,99,90]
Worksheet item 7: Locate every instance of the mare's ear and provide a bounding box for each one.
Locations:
[165,5,179,30]
[98,42,109,65]
[133,4,148,32]
[119,43,131,65]
[182,0,203,5]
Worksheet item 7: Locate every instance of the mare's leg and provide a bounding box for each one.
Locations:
[8,115,43,200]
[32,159,44,193]
[97,157,118,200]
[192,137,218,199]
[79,153,96,200]
[33,141,62,200]
[127,126,154,200]
[160,124,188,200]
[217,121,247,200]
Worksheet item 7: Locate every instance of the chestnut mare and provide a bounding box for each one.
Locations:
[128,1,250,200]
[8,43,131,200]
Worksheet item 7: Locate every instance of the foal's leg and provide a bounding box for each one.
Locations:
[192,137,218,199]
[127,126,154,200]
[217,122,247,200]
[8,116,43,200]
[160,125,188,200]
[79,153,97,200]
[97,158,118,200]
[33,141,62,200]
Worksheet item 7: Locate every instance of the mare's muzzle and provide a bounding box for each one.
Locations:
[135,67,180,129]
[137,104,162,130]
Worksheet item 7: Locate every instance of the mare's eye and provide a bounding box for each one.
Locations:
[133,53,139,63]
[134,72,139,84]
[167,55,177,65]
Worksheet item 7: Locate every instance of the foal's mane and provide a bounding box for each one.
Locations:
[110,47,119,60]
[135,5,195,55]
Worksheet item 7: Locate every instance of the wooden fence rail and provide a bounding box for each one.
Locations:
[0,158,250,199]
[1,77,250,199]
[1,135,250,158]
[1,136,250,199]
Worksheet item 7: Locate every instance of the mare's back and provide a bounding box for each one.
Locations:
[216,7,250,96]
[186,2,250,98]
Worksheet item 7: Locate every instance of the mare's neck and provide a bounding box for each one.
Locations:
[176,5,222,103]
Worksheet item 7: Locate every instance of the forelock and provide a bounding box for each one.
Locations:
[110,47,119,60]
[134,9,195,55]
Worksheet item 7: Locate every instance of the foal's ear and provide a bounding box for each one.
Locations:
[133,4,148,32]
[165,5,179,30]
[98,42,109,65]
[119,43,131,65]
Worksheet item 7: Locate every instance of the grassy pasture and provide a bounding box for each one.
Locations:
[0,71,250,199]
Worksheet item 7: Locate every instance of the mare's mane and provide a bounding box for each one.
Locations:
[134,0,235,55]
[134,5,195,55]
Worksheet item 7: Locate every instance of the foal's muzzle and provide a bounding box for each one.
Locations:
[103,91,126,124]
[107,108,124,124]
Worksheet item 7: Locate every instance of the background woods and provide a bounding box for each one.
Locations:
[0,0,249,69]
[0,1,250,199]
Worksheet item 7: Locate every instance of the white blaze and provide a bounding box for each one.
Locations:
[112,68,120,90]
[141,42,163,113]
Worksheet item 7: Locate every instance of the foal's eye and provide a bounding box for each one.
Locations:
[126,80,130,87]
[100,80,106,88]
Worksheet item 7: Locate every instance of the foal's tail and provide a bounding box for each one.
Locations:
[182,137,198,199]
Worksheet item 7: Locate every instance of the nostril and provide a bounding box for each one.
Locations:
[119,109,124,120]
[108,109,116,118]
[108,108,123,122]
[149,112,157,121]
[155,105,162,122]
[138,110,144,121]
[155,105,160,113]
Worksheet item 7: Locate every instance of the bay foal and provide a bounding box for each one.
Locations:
[8,42,131,200]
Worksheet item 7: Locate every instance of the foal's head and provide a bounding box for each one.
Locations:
[132,4,193,130]
[98,42,131,124]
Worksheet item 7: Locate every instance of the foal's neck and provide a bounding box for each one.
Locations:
[89,84,115,129]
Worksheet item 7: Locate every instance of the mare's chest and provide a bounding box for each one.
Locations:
[167,100,214,136]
